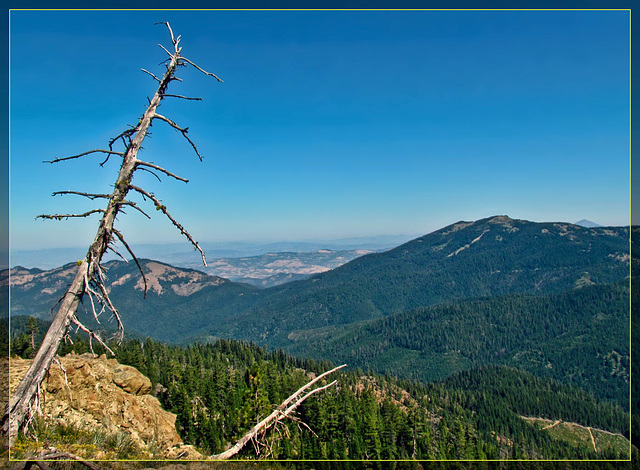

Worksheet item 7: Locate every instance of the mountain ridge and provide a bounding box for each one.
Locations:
[7,216,633,347]
[213,215,631,344]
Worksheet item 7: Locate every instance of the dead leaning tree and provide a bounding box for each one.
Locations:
[3,23,346,461]
[2,22,217,445]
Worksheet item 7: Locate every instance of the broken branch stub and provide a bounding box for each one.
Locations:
[4,22,221,446]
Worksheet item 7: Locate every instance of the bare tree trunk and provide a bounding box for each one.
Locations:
[3,25,218,446]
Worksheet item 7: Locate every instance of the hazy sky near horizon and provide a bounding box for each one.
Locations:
[10,10,630,250]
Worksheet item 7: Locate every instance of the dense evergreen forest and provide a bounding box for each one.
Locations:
[291,282,630,407]
[8,327,631,461]
[218,219,630,347]
[431,367,628,450]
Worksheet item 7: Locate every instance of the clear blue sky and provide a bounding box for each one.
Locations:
[9,9,630,250]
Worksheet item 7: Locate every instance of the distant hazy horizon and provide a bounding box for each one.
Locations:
[9,214,628,270]
[9,232,416,270]
[9,214,625,252]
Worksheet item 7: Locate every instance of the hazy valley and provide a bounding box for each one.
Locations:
[184,248,378,287]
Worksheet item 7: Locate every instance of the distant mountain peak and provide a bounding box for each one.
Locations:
[486,215,516,225]
[465,215,518,227]
[110,259,227,296]
[574,219,601,228]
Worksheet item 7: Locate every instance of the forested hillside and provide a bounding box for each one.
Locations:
[7,217,632,349]
[288,281,630,406]
[59,338,634,459]
[209,217,631,345]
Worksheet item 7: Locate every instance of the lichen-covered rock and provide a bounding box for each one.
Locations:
[113,364,152,395]
[8,353,186,456]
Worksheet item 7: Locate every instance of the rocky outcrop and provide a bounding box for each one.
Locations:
[7,353,204,458]
[112,364,152,395]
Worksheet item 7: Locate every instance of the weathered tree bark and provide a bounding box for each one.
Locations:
[2,24,217,446]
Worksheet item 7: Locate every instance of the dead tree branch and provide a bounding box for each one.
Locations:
[107,243,128,263]
[180,56,224,82]
[20,461,53,470]
[44,150,123,164]
[152,113,204,161]
[155,21,177,45]
[82,268,106,323]
[71,316,115,356]
[92,270,124,342]
[112,228,148,297]
[129,184,207,266]
[136,166,162,182]
[136,160,189,182]
[161,93,202,101]
[158,43,174,58]
[210,364,346,460]
[52,190,111,200]
[141,68,161,82]
[108,128,137,154]
[36,209,105,220]
[117,200,152,219]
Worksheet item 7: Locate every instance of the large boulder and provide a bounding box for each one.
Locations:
[113,364,152,395]
[8,353,188,455]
